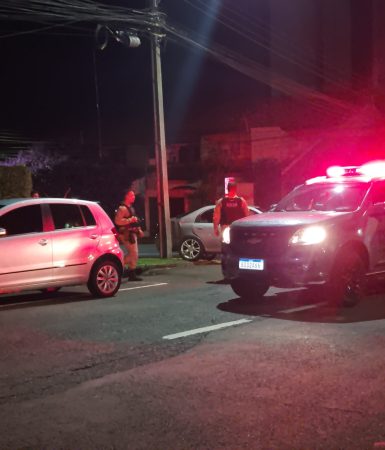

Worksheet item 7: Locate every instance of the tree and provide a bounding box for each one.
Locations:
[2,144,67,175]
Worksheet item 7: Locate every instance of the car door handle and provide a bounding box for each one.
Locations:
[38,239,48,246]
[89,234,99,240]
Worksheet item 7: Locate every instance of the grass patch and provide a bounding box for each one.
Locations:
[138,257,183,267]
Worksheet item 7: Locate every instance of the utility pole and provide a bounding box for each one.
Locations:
[149,0,172,258]
[92,48,103,160]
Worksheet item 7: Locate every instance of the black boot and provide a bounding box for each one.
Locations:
[128,270,142,281]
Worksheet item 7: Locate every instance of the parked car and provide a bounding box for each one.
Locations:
[222,162,385,306]
[0,198,124,297]
[157,205,262,261]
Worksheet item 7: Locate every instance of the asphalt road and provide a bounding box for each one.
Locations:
[1,262,385,449]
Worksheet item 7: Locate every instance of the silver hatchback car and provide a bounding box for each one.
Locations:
[0,198,124,297]
[171,205,262,261]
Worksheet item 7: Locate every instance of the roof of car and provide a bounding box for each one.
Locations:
[0,198,97,207]
[305,176,373,185]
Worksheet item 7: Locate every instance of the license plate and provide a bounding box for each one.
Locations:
[239,258,264,270]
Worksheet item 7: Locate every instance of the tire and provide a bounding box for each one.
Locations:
[87,259,122,298]
[230,278,269,300]
[179,237,204,261]
[328,250,366,307]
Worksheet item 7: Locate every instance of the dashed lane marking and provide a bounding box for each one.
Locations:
[0,282,169,307]
[163,318,253,340]
[119,282,168,292]
[279,302,327,314]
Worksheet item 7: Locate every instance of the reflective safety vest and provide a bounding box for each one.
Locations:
[220,196,244,225]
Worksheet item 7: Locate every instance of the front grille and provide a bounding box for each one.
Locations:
[230,227,294,257]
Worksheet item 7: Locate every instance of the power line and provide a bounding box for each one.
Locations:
[182,0,364,94]
[164,22,354,121]
[0,0,357,122]
[0,21,80,39]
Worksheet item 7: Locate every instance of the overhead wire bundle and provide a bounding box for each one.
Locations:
[174,0,362,120]
[183,0,365,92]
[0,0,359,120]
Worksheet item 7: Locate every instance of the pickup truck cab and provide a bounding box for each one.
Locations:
[222,162,385,306]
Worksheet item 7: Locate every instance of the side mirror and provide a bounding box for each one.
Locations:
[0,227,6,237]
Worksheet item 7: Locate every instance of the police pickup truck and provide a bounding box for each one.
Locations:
[222,162,385,306]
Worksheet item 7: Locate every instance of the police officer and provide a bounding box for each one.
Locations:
[213,181,249,238]
[114,189,144,281]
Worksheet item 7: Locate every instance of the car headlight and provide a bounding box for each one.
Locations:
[290,225,327,245]
[222,227,231,244]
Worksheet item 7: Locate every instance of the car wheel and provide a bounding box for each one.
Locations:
[230,278,269,300]
[87,259,122,298]
[328,250,366,307]
[179,237,204,261]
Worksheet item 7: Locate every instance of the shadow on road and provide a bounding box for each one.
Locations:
[0,290,98,311]
[217,284,385,324]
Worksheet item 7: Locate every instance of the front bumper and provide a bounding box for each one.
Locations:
[221,244,333,288]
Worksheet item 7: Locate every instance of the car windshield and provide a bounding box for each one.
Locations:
[275,183,369,212]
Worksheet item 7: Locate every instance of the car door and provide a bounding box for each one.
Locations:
[365,181,385,270]
[191,207,220,253]
[0,204,53,290]
[49,203,101,283]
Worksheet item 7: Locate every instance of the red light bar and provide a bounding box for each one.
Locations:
[326,166,345,177]
[357,161,385,178]
[326,166,359,178]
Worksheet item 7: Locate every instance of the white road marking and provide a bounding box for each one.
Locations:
[0,300,47,308]
[279,302,326,314]
[163,318,252,340]
[119,282,168,292]
[0,283,169,306]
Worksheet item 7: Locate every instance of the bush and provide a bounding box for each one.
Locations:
[0,166,32,198]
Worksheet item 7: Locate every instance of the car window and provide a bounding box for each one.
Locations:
[80,205,97,226]
[50,204,85,229]
[275,183,369,212]
[196,208,214,223]
[0,205,43,235]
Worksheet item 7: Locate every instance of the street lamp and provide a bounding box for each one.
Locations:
[95,10,172,258]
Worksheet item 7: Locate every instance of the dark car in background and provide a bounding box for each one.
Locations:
[159,205,262,261]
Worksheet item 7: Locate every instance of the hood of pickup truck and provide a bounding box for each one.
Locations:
[233,210,351,228]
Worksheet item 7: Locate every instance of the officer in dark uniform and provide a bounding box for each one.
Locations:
[213,181,249,238]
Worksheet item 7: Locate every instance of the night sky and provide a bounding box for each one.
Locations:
[0,0,268,150]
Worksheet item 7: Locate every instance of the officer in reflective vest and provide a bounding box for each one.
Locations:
[114,189,144,281]
[213,181,249,238]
